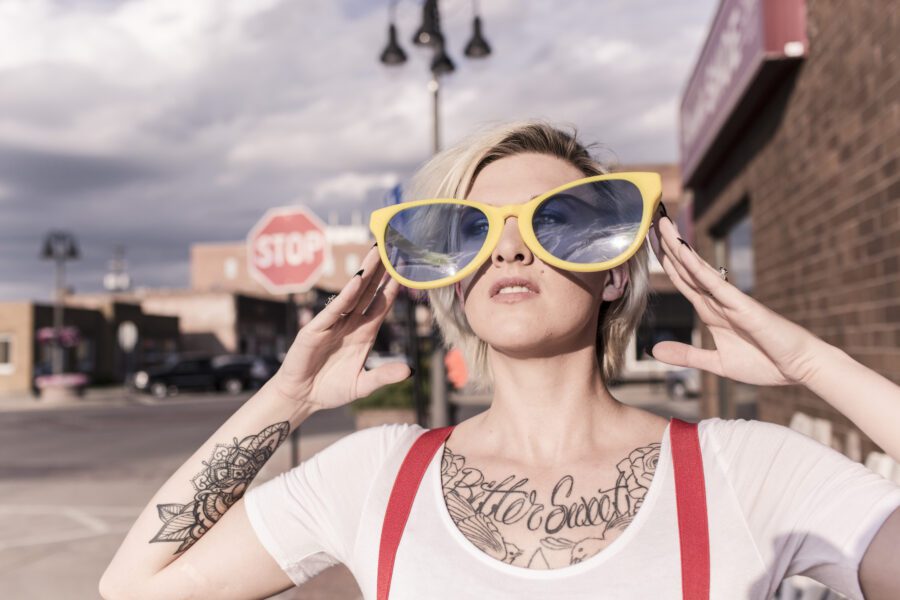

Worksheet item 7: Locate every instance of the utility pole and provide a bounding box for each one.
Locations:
[378,0,492,428]
[40,231,80,375]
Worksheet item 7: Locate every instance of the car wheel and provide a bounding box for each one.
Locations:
[150,382,168,399]
[671,381,687,400]
[223,378,244,394]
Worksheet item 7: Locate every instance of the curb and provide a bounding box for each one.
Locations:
[0,388,251,413]
[0,392,138,413]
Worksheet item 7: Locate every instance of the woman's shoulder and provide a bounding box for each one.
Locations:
[265,422,427,504]
[698,415,791,438]
[696,416,824,478]
[698,416,801,454]
[698,417,876,478]
[326,421,427,461]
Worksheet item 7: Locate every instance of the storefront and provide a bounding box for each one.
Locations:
[0,299,180,398]
[680,0,898,460]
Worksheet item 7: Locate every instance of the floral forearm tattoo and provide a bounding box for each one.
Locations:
[440,441,660,568]
[149,421,290,554]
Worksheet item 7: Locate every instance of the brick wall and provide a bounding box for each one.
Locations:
[691,0,899,458]
[0,302,34,396]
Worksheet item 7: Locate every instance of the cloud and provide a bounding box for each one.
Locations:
[0,0,718,301]
[312,172,399,203]
[0,143,164,197]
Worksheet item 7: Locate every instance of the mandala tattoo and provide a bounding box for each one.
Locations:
[440,441,661,568]
[149,421,291,554]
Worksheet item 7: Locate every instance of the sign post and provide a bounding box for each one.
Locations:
[117,320,138,388]
[247,206,329,467]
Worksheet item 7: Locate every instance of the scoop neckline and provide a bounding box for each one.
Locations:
[429,418,672,579]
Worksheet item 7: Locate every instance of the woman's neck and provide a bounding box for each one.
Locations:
[472,345,631,466]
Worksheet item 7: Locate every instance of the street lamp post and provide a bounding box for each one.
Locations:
[379,0,492,428]
[40,230,80,375]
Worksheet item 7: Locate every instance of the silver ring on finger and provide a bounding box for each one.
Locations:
[704,266,728,297]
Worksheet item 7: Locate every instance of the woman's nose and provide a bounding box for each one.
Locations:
[491,216,534,265]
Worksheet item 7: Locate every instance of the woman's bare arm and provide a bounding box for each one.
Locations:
[98,379,317,599]
[799,339,900,463]
[100,244,411,599]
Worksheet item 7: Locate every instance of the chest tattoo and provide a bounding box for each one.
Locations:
[439,442,660,568]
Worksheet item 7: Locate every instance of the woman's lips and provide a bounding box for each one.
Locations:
[490,290,539,303]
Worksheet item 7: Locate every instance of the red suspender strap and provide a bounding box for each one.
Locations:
[377,425,455,600]
[670,417,710,600]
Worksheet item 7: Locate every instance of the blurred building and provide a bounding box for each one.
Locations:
[612,163,699,384]
[0,299,179,397]
[0,222,382,400]
[191,222,371,297]
[67,290,291,358]
[80,226,377,360]
[186,223,383,350]
[680,0,898,460]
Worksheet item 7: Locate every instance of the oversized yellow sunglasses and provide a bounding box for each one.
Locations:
[369,171,662,290]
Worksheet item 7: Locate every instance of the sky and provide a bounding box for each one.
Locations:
[0,0,719,302]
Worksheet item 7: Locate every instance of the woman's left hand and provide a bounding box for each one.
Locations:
[647,211,827,387]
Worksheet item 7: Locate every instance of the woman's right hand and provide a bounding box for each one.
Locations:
[268,243,412,412]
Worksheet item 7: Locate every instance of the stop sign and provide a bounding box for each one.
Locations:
[246,206,329,294]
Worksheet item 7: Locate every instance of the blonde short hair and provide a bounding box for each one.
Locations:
[404,119,651,392]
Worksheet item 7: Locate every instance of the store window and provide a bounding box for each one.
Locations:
[0,334,13,375]
[635,292,695,361]
[712,199,757,419]
[76,338,95,372]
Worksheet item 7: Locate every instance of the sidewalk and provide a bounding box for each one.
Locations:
[452,380,702,421]
[0,386,260,413]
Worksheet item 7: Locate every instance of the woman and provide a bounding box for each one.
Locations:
[100,121,900,599]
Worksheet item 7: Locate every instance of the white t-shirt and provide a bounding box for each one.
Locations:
[243,417,900,599]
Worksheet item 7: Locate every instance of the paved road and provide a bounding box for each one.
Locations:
[0,391,363,600]
[0,384,699,599]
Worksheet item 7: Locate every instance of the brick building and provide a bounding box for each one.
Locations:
[680,0,898,460]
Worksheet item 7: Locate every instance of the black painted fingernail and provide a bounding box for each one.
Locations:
[658,202,668,219]
[371,241,378,248]
[355,268,364,277]
[644,346,654,359]
[677,237,693,251]
[408,367,416,379]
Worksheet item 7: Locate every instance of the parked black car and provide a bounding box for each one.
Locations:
[665,367,701,400]
[210,354,281,394]
[133,354,281,398]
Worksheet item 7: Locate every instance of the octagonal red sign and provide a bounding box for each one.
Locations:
[246,206,329,294]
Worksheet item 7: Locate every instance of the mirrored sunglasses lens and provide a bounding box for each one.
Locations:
[385,203,488,283]
[533,179,644,264]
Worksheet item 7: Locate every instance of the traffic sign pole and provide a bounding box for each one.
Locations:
[246,206,329,468]
[286,291,301,467]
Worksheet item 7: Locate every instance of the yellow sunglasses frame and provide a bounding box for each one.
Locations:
[368,171,663,290]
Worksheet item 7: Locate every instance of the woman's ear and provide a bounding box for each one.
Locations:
[601,265,629,302]
[454,280,464,306]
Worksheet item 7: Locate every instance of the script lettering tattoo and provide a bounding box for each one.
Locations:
[149,421,291,554]
[440,441,660,568]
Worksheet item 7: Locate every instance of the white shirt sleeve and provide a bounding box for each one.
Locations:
[243,422,416,586]
[707,417,900,600]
